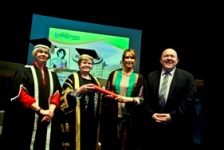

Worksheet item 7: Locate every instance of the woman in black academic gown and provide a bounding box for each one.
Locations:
[60,53,102,150]
[1,38,62,150]
[100,49,145,150]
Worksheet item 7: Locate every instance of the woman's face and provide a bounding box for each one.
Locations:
[123,52,135,69]
[79,59,93,73]
[35,47,50,63]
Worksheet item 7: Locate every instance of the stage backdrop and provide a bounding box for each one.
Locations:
[27,14,142,86]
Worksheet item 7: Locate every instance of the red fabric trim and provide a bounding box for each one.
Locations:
[33,62,47,71]
[50,92,60,107]
[19,88,36,108]
[122,128,127,150]
[33,62,47,86]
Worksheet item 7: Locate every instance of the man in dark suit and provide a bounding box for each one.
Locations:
[145,48,196,149]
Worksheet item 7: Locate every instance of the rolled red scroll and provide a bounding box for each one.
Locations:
[93,85,118,98]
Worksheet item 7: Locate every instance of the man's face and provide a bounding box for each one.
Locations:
[160,49,179,71]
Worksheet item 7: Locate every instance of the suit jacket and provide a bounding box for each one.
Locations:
[145,68,196,123]
[144,68,197,148]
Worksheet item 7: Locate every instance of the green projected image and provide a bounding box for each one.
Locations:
[28,14,142,86]
[47,28,130,86]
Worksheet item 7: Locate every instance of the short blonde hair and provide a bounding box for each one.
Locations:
[77,54,94,65]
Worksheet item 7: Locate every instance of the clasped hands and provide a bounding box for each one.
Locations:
[152,113,172,124]
[39,109,54,122]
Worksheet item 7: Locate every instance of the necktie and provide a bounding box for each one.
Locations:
[159,72,169,110]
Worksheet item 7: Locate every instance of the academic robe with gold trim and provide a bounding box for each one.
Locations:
[60,71,102,150]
